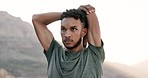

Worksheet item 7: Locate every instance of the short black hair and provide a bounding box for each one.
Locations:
[61,9,88,28]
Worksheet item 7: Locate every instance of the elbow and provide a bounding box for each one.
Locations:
[32,14,48,26]
[32,14,39,23]
[32,14,44,26]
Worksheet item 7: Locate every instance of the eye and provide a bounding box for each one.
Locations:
[61,27,66,32]
[71,27,77,32]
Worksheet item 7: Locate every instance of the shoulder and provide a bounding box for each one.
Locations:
[87,39,104,50]
[44,38,62,53]
[86,40,105,61]
[44,39,64,60]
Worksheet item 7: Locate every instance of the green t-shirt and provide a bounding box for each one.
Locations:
[44,39,105,78]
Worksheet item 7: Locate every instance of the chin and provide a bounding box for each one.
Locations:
[64,43,73,47]
[65,45,74,49]
[65,45,73,48]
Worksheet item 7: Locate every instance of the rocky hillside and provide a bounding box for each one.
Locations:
[0,11,139,78]
[102,61,137,78]
[0,11,47,78]
[0,68,15,78]
[131,60,148,78]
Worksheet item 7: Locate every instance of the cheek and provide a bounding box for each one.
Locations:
[73,34,81,40]
[61,33,64,39]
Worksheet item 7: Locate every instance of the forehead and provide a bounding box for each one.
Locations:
[61,17,82,27]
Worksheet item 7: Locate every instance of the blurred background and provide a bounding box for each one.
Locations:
[0,0,148,78]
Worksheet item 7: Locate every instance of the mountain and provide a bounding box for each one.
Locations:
[102,61,137,78]
[0,68,15,78]
[0,11,47,78]
[131,60,148,78]
[0,11,140,78]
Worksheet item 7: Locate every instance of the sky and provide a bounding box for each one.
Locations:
[0,0,148,65]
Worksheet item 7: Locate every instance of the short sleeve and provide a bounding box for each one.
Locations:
[44,38,61,62]
[88,40,105,62]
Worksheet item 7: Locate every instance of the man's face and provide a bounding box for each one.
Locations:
[61,17,86,49]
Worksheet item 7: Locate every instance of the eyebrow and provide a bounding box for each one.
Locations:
[61,25,78,28]
[61,26,65,28]
[71,26,78,28]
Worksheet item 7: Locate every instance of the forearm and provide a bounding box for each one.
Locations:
[32,12,62,26]
[87,12,101,46]
[79,4,101,46]
[87,13,100,36]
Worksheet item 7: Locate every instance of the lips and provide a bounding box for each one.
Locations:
[64,40,73,46]
[64,41,72,44]
[63,38,73,42]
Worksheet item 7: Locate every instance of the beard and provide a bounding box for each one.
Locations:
[64,37,82,49]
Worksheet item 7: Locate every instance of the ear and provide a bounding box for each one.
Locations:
[81,28,87,37]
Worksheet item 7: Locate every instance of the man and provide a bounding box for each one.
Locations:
[32,4,105,78]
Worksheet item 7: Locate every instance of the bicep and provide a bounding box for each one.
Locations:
[33,20,53,51]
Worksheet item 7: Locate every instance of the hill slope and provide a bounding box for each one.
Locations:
[131,60,148,78]
[0,11,47,78]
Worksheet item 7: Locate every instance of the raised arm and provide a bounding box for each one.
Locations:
[79,4,102,47]
[32,12,62,51]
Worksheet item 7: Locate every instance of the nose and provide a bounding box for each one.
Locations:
[65,33,71,38]
[64,30,71,38]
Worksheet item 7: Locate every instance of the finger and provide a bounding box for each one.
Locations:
[85,4,95,14]
[79,5,90,14]
[79,4,95,14]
